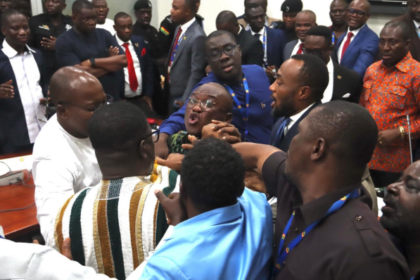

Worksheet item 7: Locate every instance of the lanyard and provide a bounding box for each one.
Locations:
[262,29,268,68]
[224,77,250,140]
[170,35,184,65]
[274,188,360,275]
[332,31,336,45]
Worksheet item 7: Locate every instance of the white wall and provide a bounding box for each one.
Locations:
[57,0,396,36]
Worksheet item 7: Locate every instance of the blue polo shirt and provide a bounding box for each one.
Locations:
[55,28,124,100]
[160,65,273,144]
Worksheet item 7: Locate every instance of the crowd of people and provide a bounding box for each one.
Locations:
[1,0,420,279]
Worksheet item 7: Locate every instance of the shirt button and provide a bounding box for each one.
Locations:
[355,215,363,221]
[294,228,298,232]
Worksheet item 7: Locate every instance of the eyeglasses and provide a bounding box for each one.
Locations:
[330,9,347,15]
[206,44,239,61]
[140,129,160,144]
[59,94,113,113]
[187,97,216,110]
[302,47,326,57]
[347,9,368,18]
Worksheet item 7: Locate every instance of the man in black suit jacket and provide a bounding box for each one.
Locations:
[216,10,264,66]
[304,26,362,103]
[114,12,156,118]
[394,0,420,62]
[269,55,327,152]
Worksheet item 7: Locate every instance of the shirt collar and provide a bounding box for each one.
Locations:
[166,201,242,241]
[381,52,413,73]
[290,102,315,123]
[180,17,196,33]
[326,57,334,73]
[413,20,420,29]
[115,34,131,46]
[347,24,365,36]
[2,39,35,58]
[250,26,266,36]
[294,184,364,228]
[238,24,243,35]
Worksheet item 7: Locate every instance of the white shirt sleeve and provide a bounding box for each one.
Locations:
[34,159,76,247]
[0,239,115,280]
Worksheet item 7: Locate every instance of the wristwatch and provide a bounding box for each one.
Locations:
[90,57,96,68]
[399,126,406,140]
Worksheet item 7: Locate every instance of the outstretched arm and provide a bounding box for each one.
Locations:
[232,143,280,173]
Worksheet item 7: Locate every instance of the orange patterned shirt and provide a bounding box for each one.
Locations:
[360,52,420,172]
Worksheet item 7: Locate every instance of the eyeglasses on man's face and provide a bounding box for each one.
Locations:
[137,130,160,151]
[347,8,368,18]
[187,97,216,110]
[206,44,239,61]
[59,94,113,113]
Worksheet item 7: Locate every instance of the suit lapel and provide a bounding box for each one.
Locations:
[172,21,197,67]
[332,62,343,100]
[266,27,274,65]
[342,25,368,64]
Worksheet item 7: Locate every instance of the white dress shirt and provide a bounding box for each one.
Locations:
[237,24,243,35]
[2,40,46,143]
[250,26,267,66]
[180,17,196,37]
[33,114,101,246]
[322,58,335,103]
[291,39,303,57]
[285,102,316,136]
[116,35,143,98]
[96,18,115,35]
[337,24,364,63]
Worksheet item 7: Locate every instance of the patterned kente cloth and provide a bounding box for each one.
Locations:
[360,52,420,172]
[50,165,179,280]
[167,131,190,154]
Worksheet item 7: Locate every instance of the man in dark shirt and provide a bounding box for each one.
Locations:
[380,160,420,279]
[216,10,264,66]
[55,0,127,101]
[157,0,203,60]
[28,0,73,83]
[330,0,348,44]
[273,0,302,43]
[132,0,159,60]
[234,99,410,277]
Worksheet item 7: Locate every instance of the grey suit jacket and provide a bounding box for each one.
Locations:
[283,39,298,62]
[166,20,206,100]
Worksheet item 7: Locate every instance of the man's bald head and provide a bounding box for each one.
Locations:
[51,67,107,139]
[195,82,233,112]
[50,67,101,104]
[348,0,371,30]
[297,10,317,22]
[350,0,371,12]
[216,11,240,35]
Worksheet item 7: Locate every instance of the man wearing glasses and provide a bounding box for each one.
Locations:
[335,0,379,77]
[155,30,273,158]
[33,67,109,247]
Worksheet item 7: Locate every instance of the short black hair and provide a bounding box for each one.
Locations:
[307,101,378,167]
[181,138,245,210]
[216,10,238,27]
[72,0,93,15]
[114,11,131,22]
[291,54,329,101]
[306,25,333,47]
[89,102,150,152]
[206,30,237,45]
[184,0,196,11]
[1,9,25,28]
[384,20,411,41]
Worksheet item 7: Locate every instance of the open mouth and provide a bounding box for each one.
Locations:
[188,112,200,125]
[222,64,233,72]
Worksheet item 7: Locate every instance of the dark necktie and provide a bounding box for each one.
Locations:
[122,43,139,92]
[340,32,354,61]
[274,118,291,148]
[254,34,261,40]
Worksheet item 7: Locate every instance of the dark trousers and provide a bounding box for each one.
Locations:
[370,169,401,189]
[0,143,33,156]
[125,96,158,119]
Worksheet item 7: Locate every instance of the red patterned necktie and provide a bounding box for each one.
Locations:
[169,27,182,67]
[123,43,139,92]
[340,32,354,61]
[296,43,304,55]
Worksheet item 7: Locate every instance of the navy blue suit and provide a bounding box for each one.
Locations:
[0,46,48,153]
[265,27,286,68]
[270,102,322,152]
[116,35,154,98]
[335,25,379,77]
[248,27,286,68]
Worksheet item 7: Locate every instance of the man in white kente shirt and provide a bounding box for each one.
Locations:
[33,66,108,245]
[0,9,48,155]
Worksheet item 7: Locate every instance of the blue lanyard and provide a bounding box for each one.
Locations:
[170,35,184,65]
[332,31,336,45]
[274,188,361,275]
[262,29,268,68]
[224,77,250,140]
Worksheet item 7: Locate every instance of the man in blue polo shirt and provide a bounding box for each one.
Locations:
[55,0,127,101]
[154,30,273,157]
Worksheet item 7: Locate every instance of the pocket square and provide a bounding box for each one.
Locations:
[342,93,351,98]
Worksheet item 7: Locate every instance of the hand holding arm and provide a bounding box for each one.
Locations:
[0,80,14,98]
[154,190,187,226]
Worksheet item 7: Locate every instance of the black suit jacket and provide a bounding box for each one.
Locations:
[270,101,322,152]
[236,27,264,66]
[394,14,420,62]
[331,62,362,103]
